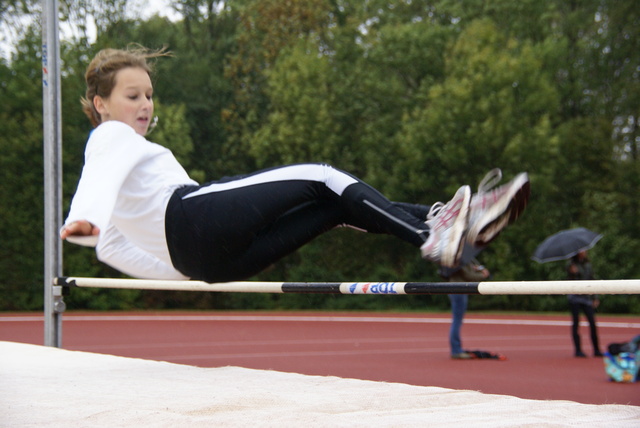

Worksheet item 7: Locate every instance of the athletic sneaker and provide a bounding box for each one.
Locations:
[421,185,471,268]
[451,352,474,360]
[466,169,530,246]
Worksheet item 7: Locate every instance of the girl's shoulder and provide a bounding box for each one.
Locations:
[86,121,170,162]
[86,121,146,154]
[91,121,138,139]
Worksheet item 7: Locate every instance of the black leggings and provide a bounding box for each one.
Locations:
[165,163,431,282]
[570,302,601,354]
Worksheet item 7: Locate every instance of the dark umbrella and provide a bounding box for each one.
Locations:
[439,243,485,278]
[532,227,603,263]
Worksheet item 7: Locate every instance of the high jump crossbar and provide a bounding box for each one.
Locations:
[55,277,640,295]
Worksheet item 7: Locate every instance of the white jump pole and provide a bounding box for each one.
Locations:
[55,277,640,295]
[42,0,65,347]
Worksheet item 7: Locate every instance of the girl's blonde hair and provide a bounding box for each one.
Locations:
[81,46,170,127]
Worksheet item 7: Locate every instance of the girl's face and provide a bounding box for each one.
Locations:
[94,67,154,136]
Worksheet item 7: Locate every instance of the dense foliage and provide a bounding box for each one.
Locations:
[1,0,638,313]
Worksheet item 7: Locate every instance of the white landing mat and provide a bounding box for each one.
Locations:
[2,341,639,427]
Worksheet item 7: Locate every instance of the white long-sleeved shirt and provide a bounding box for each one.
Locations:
[63,121,198,279]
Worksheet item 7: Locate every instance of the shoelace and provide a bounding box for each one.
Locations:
[426,201,445,222]
[426,169,503,227]
[477,168,502,193]
[419,202,446,235]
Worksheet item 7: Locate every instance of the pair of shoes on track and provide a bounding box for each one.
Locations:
[451,352,474,360]
[452,350,508,360]
[421,169,530,268]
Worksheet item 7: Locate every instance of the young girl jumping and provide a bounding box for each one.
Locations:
[61,47,530,283]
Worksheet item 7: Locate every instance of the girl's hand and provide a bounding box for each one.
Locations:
[60,220,100,239]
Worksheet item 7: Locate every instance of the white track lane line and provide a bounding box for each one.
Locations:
[2,314,639,328]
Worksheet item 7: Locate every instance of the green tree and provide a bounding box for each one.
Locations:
[222,0,335,174]
[396,19,558,202]
[0,28,45,309]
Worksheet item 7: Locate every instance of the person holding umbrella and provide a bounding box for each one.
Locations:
[567,250,603,358]
[533,227,604,358]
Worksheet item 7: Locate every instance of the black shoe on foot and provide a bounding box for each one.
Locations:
[575,351,587,358]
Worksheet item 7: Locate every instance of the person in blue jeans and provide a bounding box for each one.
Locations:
[446,261,490,359]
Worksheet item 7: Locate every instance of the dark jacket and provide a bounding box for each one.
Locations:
[567,256,597,305]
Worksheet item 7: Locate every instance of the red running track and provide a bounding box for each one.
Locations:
[1,311,639,406]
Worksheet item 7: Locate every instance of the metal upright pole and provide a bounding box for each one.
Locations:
[42,0,65,347]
